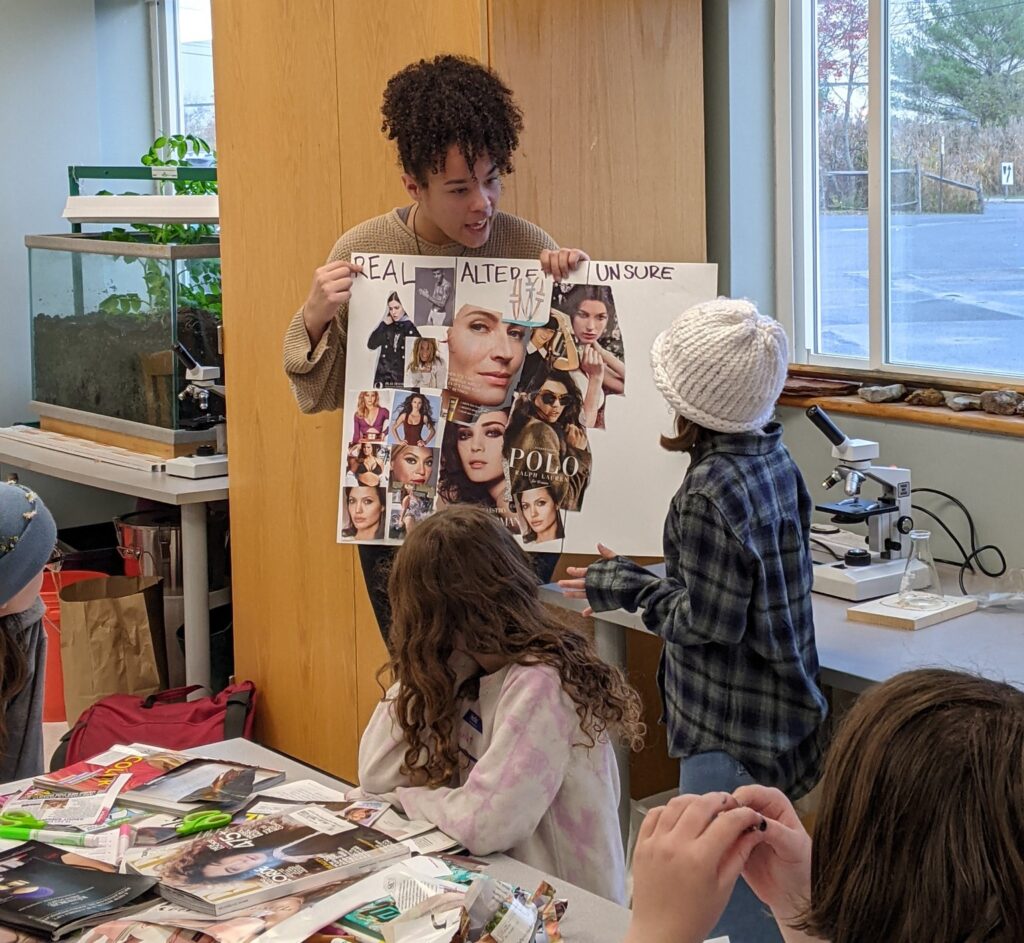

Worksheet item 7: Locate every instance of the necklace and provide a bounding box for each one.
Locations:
[410,203,468,257]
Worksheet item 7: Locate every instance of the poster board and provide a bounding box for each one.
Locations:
[337,254,717,555]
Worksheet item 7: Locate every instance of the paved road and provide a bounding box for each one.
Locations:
[819,201,1024,376]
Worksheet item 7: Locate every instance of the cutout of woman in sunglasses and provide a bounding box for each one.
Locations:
[504,369,591,512]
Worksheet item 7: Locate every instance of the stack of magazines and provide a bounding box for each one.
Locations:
[0,744,569,943]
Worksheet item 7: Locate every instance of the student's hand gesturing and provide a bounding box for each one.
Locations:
[558,543,616,616]
[732,785,813,929]
[303,259,365,344]
[624,793,769,943]
[540,247,589,280]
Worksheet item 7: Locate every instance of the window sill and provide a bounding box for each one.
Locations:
[788,364,1024,396]
[777,393,1024,440]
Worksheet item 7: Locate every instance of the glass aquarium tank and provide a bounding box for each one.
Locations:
[26,233,222,435]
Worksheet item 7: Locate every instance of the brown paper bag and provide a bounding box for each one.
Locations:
[58,575,169,722]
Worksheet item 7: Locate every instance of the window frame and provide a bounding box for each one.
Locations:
[777,0,1021,386]
[147,0,181,137]
[149,0,214,141]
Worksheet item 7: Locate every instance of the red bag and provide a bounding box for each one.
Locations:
[50,683,257,769]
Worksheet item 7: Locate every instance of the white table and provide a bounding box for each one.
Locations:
[0,436,229,694]
[199,739,633,942]
[540,563,1024,816]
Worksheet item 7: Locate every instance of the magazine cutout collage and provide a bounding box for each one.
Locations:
[338,254,717,556]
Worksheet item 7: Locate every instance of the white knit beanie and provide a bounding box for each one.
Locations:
[650,298,788,433]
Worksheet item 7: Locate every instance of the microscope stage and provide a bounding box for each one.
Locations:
[812,557,930,602]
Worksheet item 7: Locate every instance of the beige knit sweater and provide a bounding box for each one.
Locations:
[283,208,558,413]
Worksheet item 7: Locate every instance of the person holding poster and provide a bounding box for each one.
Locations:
[282,54,586,641]
[561,299,827,943]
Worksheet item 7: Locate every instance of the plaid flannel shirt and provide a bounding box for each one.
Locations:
[586,423,827,798]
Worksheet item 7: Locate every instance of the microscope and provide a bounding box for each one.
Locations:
[806,406,927,600]
[165,341,228,479]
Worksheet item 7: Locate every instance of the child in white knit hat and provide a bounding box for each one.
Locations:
[0,481,58,779]
[561,298,826,943]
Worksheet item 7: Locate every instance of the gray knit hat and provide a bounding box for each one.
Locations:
[0,483,57,605]
[650,298,789,433]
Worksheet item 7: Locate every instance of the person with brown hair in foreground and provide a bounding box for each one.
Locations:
[626,668,1024,943]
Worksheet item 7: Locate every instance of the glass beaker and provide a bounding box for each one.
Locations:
[894,530,945,610]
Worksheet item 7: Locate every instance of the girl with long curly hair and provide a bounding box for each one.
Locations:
[354,505,644,904]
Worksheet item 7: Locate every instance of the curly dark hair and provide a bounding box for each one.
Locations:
[383,505,645,788]
[380,55,523,183]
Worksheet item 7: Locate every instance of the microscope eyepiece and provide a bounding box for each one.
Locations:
[806,405,848,448]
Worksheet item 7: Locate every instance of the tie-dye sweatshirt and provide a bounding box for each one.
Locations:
[355,662,626,904]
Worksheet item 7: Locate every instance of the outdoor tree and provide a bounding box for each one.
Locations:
[894,0,1024,127]
[818,0,869,209]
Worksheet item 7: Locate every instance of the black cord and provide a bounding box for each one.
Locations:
[910,487,1007,594]
[810,537,842,560]
[910,505,973,569]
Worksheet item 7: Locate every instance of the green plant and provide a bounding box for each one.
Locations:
[98,133,222,319]
[143,134,216,193]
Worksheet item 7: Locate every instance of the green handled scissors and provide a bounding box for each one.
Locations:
[0,810,47,829]
[176,810,232,837]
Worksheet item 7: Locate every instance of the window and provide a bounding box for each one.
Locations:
[153,0,216,149]
[177,0,215,145]
[782,0,1024,380]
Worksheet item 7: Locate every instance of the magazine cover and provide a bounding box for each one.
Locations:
[125,808,408,916]
[339,254,717,555]
[84,876,372,943]
[0,842,156,940]
[4,775,130,829]
[122,762,284,816]
[36,745,193,795]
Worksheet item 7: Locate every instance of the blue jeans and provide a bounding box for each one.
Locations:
[679,752,783,943]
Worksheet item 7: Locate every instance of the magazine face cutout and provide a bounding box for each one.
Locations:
[339,254,718,555]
